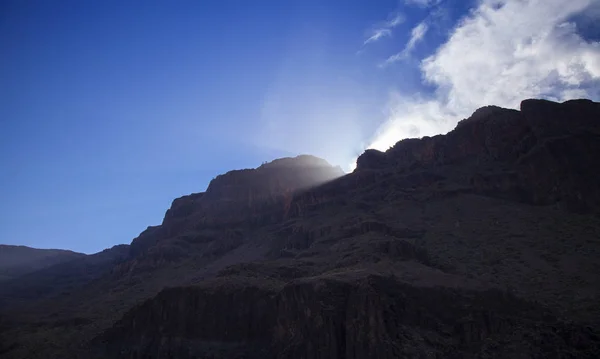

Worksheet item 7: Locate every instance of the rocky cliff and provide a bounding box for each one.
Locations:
[1,99,600,359]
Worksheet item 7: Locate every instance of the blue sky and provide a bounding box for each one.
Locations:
[1,0,599,253]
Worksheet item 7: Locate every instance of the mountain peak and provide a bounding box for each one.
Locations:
[258,155,340,171]
[130,155,345,258]
[204,154,344,202]
[356,98,599,172]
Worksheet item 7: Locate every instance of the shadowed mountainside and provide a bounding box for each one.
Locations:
[0,245,130,310]
[1,99,600,358]
[0,245,85,282]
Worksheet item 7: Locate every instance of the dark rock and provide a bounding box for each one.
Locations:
[203,155,343,203]
[100,274,600,359]
[128,226,165,258]
[355,149,389,170]
[99,278,278,359]
[354,98,600,213]
[163,193,205,221]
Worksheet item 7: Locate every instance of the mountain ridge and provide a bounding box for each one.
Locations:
[0,245,85,282]
[1,98,599,358]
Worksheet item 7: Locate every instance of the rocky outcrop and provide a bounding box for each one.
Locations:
[163,193,205,221]
[128,226,166,259]
[355,149,389,170]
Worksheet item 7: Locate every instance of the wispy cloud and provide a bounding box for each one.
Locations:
[382,21,429,66]
[366,0,600,155]
[407,22,429,50]
[387,13,406,28]
[404,0,442,8]
[363,13,406,45]
[364,28,392,45]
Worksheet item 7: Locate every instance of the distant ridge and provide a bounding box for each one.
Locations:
[0,245,85,281]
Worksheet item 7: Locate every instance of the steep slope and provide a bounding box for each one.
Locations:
[0,155,345,358]
[0,245,85,282]
[1,99,600,359]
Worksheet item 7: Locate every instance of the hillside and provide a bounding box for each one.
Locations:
[0,245,85,282]
[1,99,599,358]
[0,245,130,310]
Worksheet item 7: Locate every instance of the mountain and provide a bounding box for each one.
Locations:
[1,99,600,358]
[0,245,85,282]
[0,244,130,310]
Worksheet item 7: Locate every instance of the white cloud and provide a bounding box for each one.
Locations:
[366,0,600,155]
[383,21,429,65]
[364,13,406,45]
[407,22,429,51]
[368,95,454,151]
[404,0,442,8]
[364,28,392,45]
[387,13,406,28]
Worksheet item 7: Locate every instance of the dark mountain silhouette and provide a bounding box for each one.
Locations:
[0,245,130,309]
[1,99,599,358]
[0,245,85,282]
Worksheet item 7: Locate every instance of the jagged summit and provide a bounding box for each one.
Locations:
[258,154,341,171]
[456,105,517,128]
[357,98,599,169]
[204,154,344,202]
[128,154,344,258]
[356,98,600,213]
[161,154,343,221]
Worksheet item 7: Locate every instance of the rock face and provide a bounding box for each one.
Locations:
[100,278,278,359]
[2,99,600,359]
